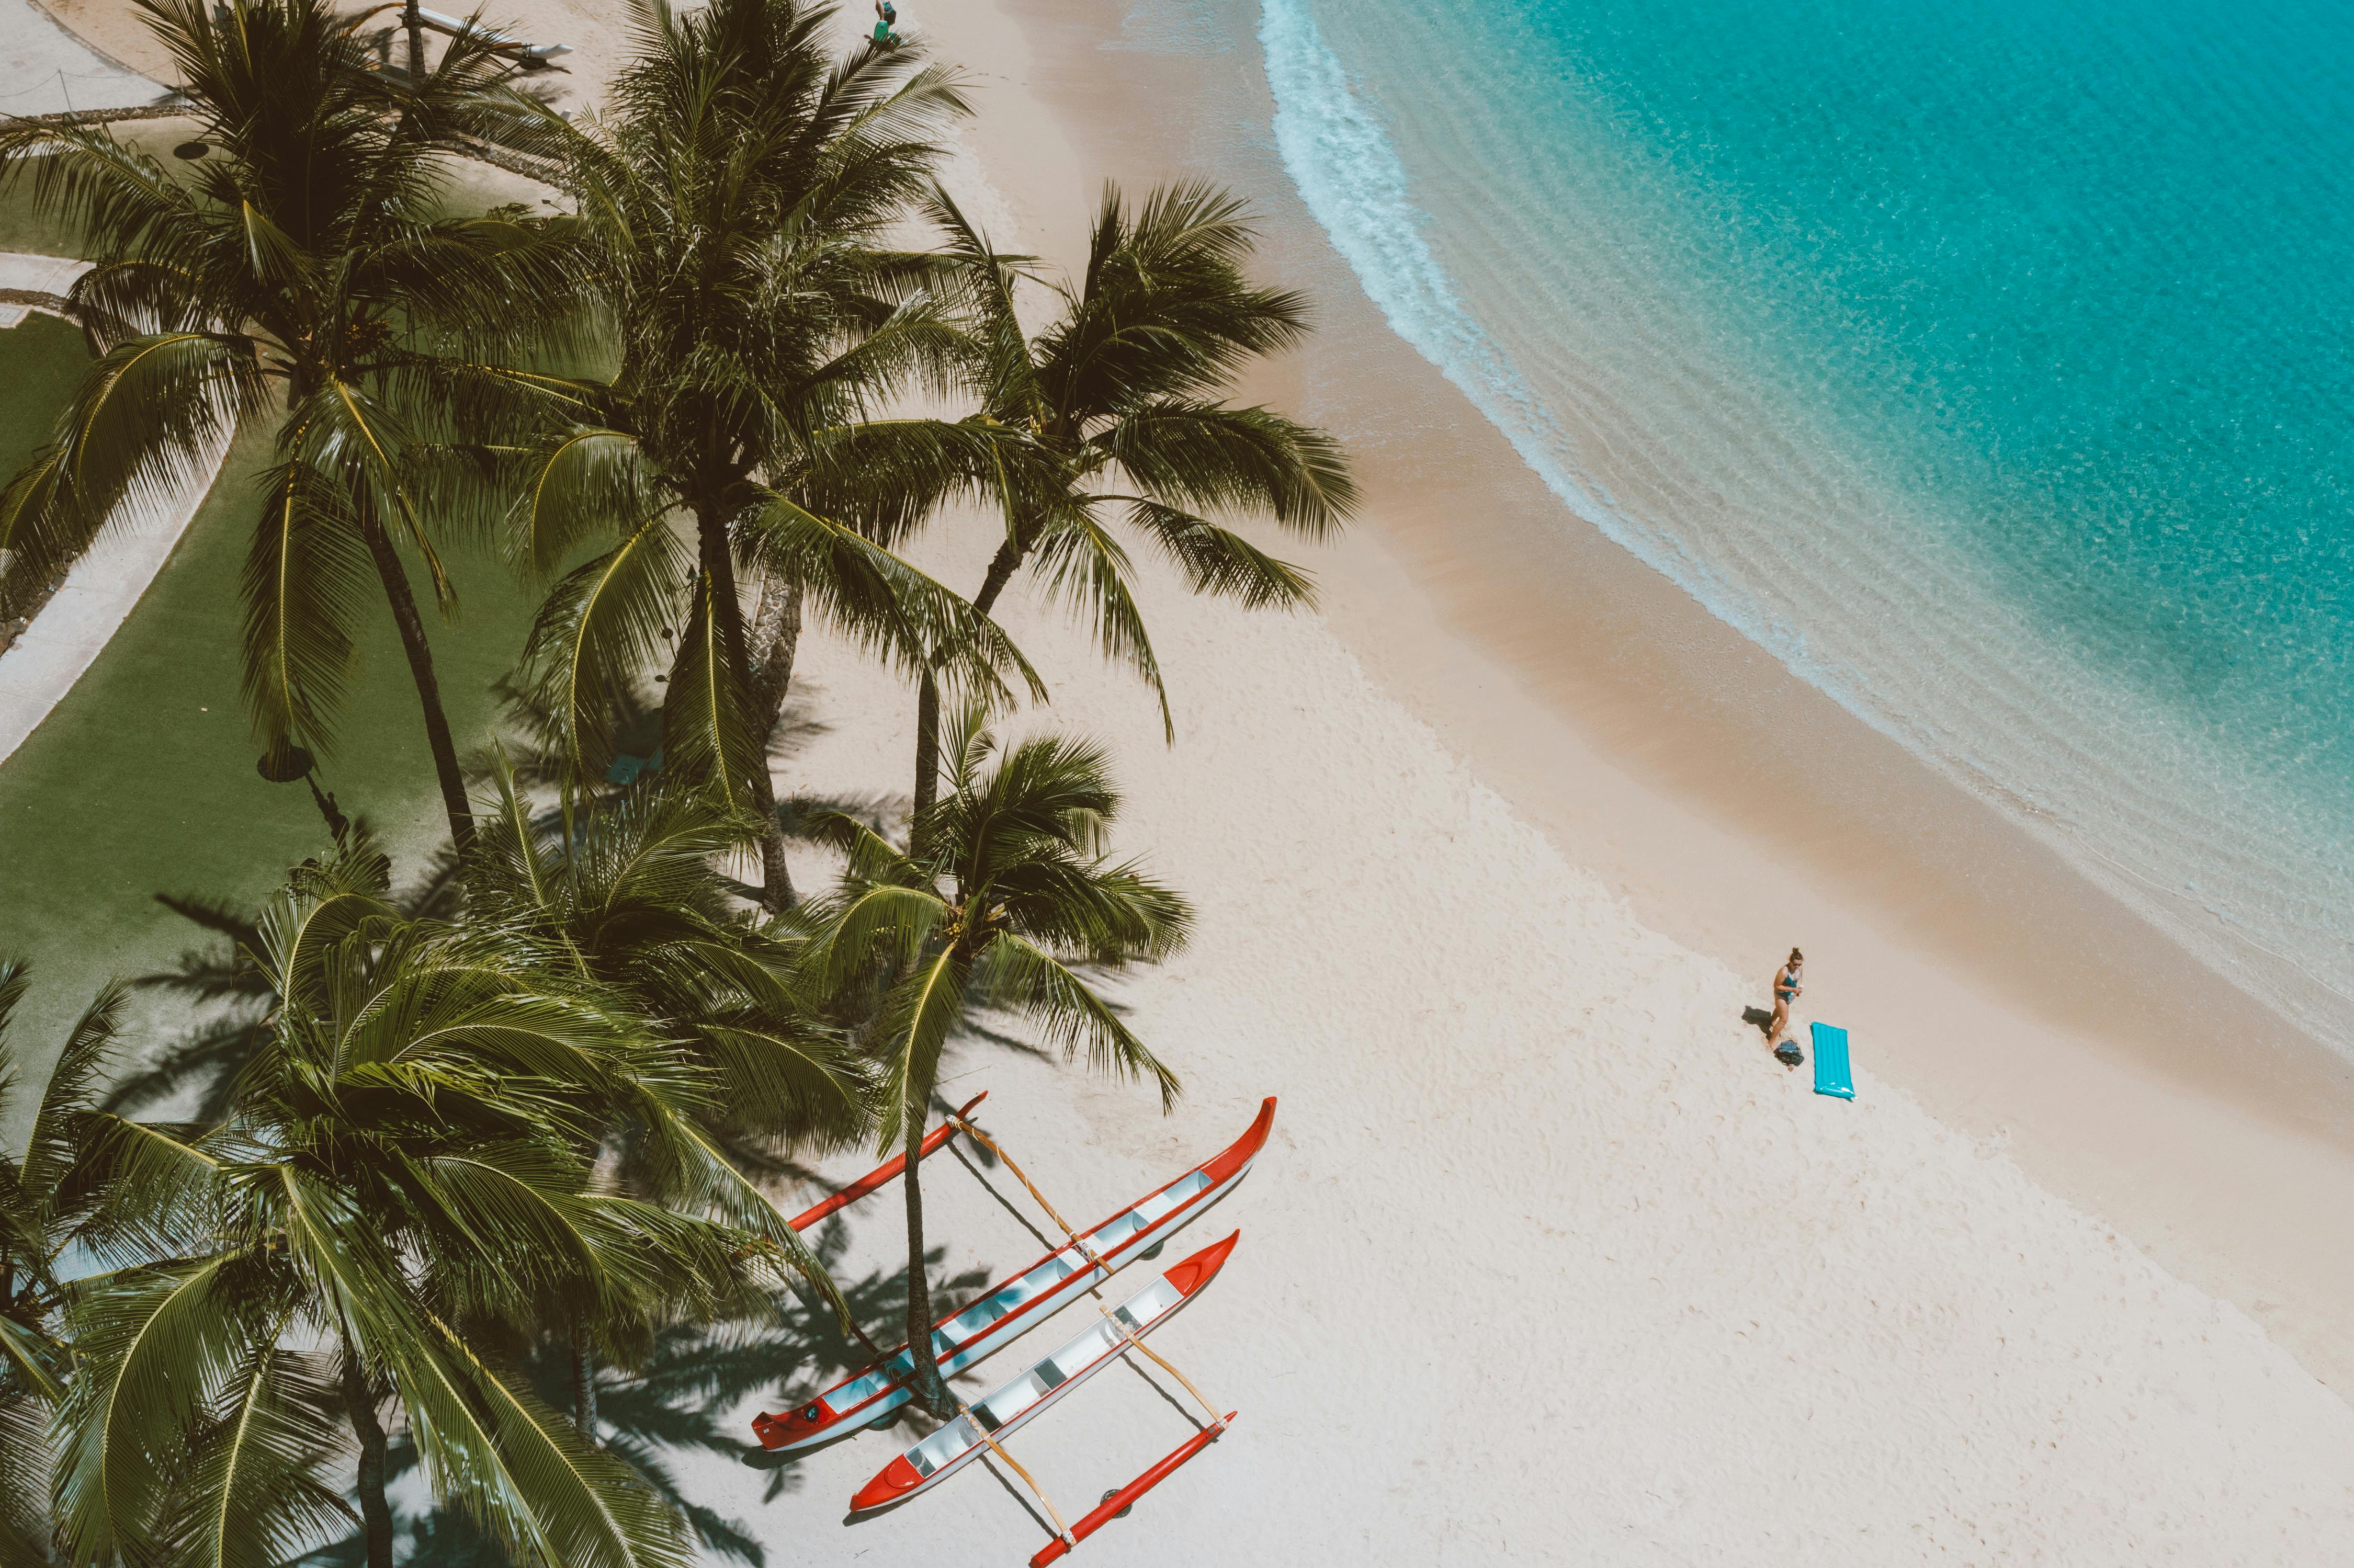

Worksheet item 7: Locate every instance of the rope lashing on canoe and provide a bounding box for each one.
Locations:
[949,1112,1231,1435]
[958,1403,1076,1548]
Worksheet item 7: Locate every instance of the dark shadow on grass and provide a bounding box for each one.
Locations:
[111,824,449,1121]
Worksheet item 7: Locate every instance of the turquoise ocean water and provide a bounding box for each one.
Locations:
[1258,0,2354,1050]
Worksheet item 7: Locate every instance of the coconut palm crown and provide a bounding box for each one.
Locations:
[497,0,1039,911]
[904,181,1358,817]
[467,755,873,1165]
[806,713,1191,1414]
[47,837,834,1568]
[0,0,594,856]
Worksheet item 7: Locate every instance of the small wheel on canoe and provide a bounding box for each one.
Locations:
[1137,1239,1166,1261]
[1100,1489,1135,1520]
[864,1408,903,1434]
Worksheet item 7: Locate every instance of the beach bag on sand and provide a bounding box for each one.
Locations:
[1774,1040,1804,1066]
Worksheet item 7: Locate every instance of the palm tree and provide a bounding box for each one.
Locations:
[469,758,873,1160]
[118,766,869,1442]
[807,713,1192,1416]
[496,0,1036,911]
[0,0,591,855]
[0,966,140,1565]
[466,755,876,1435]
[904,181,1357,820]
[50,838,831,1568]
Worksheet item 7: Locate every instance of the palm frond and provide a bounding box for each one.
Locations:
[970,935,1179,1108]
[52,1253,258,1565]
[1120,496,1316,609]
[20,984,127,1210]
[237,457,377,755]
[510,427,652,576]
[657,565,766,820]
[1103,401,1356,540]
[373,1297,691,1568]
[1023,497,1167,730]
[159,1342,355,1568]
[518,512,692,782]
[869,945,972,1152]
[752,489,1042,708]
[0,332,259,611]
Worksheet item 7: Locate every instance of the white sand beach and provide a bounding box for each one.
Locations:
[746,469,2354,1563]
[18,0,2354,1560]
[705,2,2354,1560]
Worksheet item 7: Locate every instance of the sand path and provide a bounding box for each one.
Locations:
[0,0,168,118]
[0,253,231,767]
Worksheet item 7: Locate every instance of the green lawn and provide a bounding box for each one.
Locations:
[0,312,92,485]
[0,135,558,1076]
[0,426,542,1057]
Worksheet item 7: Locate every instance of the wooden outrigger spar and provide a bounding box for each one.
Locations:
[751,1099,1273,1456]
[942,1110,1243,1561]
[846,1233,1241,1514]
[947,1110,1233,1429]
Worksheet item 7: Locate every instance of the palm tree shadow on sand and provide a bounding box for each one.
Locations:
[292,1231,993,1568]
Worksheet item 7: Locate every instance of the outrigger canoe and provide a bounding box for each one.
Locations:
[848,1232,1240,1514]
[752,1097,1274,1455]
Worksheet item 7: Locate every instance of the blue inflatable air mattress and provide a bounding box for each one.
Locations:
[1811,1022,1853,1100]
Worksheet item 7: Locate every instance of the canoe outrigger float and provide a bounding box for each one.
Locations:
[848,1232,1240,1515]
[784,1092,987,1233]
[1024,1411,1237,1566]
[857,1113,1247,1561]
[751,1097,1274,1455]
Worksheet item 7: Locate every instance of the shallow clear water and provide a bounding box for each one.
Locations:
[1260,0,2354,1049]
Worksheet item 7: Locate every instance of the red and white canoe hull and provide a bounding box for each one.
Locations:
[752,1098,1273,1455]
[847,1232,1240,1515]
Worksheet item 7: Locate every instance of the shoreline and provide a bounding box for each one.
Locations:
[19,2,2354,1559]
[957,0,2354,1398]
[718,0,2354,1558]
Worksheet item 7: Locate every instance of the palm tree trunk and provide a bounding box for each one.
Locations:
[355,508,474,859]
[745,566,803,910]
[911,672,942,849]
[912,536,1027,825]
[341,1342,395,1568]
[693,507,795,912]
[570,1319,598,1438]
[401,0,425,78]
[899,1086,956,1419]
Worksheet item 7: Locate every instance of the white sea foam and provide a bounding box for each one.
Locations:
[1259,0,2354,1053]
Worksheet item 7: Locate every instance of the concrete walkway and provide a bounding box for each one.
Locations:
[0,252,232,767]
[0,0,170,119]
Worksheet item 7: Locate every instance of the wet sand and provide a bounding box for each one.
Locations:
[26,2,2354,1559]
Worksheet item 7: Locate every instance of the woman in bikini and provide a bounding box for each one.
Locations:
[1768,948,1803,1063]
